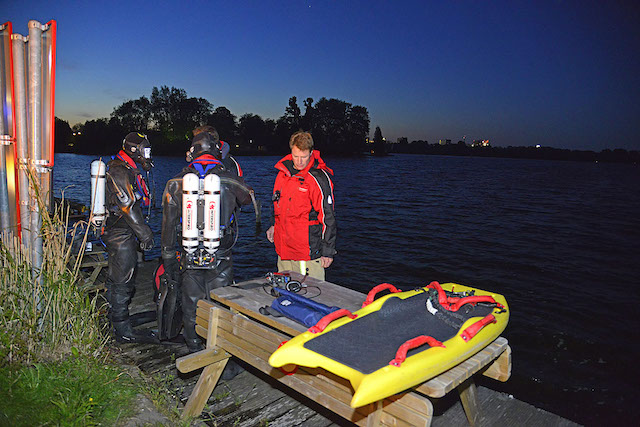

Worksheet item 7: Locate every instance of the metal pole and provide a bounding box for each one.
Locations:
[28,20,43,274]
[11,34,30,247]
[0,24,11,232]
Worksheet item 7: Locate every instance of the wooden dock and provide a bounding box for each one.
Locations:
[112,260,580,426]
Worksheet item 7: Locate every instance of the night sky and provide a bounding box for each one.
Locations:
[4,0,639,151]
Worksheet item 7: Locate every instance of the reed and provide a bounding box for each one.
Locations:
[0,177,107,366]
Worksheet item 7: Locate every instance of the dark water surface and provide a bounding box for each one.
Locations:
[54,153,640,425]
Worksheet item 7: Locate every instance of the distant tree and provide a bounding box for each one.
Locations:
[301,97,314,131]
[74,118,124,155]
[54,117,73,153]
[149,86,212,144]
[238,113,268,150]
[346,105,370,153]
[372,126,387,156]
[312,97,352,154]
[207,106,238,142]
[111,96,151,131]
[284,96,302,132]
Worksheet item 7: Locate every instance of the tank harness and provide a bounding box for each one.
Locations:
[181,155,226,269]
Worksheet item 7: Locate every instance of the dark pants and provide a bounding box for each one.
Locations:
[181,258,233,341]
[104,226,138,323]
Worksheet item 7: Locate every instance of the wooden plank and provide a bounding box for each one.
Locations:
[213,310,432,427]
[176,346,230,374]
[181,362,226,419]
[482,345,511,382]
[415,337,509,398]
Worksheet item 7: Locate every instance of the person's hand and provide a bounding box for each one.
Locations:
[320,256,333,268]
[139,237,154,251]
[163,257,180,281]
[266,226,274,243]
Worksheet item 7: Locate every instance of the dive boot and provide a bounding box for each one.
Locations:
[113,320,159,344]
[185,338,205,353]
[221,359,244,381]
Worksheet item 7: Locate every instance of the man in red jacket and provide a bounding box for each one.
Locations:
[266,131,337,280]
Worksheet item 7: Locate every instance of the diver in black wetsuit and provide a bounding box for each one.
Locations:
[103,132,157,344]
[160,131,253,353]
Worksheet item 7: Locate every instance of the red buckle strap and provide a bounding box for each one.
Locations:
[362,283,402,308]
[389,335,445,367]
[460,314,497,342]
[309,309,357,334]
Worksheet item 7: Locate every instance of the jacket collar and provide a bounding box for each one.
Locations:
[275,150,333,177]
[116,150,138,170]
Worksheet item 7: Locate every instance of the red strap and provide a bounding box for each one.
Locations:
[389,335,445,367]
[426,281,502,312]
[446,295,501,312]
[460,314,497,342]
[362,283,402,307]
[308,309,357,334]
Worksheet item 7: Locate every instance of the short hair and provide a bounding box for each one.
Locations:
[289,131,314,151]
[193,125,219,141]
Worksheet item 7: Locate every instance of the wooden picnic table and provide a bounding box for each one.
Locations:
[176,272,511,426]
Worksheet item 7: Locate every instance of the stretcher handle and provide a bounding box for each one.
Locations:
[389,335,445,367]
[447,295,501,312]
[362,283,402,307]
[460,314,497,342]
[309,309,357,334]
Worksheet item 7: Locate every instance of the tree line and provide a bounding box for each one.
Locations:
[55,86,371,156]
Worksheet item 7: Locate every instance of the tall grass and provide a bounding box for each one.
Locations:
[0,179,107,366]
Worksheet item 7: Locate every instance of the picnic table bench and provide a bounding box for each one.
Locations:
[176,272,511,426]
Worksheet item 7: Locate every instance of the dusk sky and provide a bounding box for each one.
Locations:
[4,1,639,151]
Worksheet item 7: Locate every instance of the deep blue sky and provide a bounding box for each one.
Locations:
[4,0,639,150]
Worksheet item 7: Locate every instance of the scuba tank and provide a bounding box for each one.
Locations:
[90,160,107,227]
[182,172,221,268]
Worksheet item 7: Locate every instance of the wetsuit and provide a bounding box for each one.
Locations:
[272,150,336,276]
[161,154,252,350]
[103,151,154,337]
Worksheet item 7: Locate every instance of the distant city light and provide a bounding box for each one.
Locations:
[536,144,541,148]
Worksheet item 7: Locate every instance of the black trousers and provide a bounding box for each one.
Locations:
[103,226,138,323]
[181,258,233,341]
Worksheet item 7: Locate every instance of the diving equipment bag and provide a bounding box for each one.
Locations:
[153,262,183,340]
[268,287,341,328]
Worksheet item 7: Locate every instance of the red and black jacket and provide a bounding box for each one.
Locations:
[272,151,337,261]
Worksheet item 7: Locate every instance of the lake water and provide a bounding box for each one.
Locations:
[53,152,640,425]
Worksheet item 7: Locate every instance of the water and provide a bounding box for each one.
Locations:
[54,152,640,425]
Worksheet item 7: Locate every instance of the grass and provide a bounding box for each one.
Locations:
[0,176,147,425]
[0,355,139,426]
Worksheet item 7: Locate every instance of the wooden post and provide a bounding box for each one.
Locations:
[180,305,230,419]
[458,378,480,427]
[366,400,383,427]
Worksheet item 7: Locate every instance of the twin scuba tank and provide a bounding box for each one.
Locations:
[181,173,221,268]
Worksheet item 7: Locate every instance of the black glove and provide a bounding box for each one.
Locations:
[163,256,180,281]
[139,237,154,251]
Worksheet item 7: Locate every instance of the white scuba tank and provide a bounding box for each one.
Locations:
[203,174,221,253]
[182,173,199,253]
[90,160,107,227]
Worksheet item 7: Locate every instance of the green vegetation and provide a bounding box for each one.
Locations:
[55,87,371,156]
[0,182,150,425]
[0,356,138,426]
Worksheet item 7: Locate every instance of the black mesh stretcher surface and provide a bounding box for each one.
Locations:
[303,291,495,374]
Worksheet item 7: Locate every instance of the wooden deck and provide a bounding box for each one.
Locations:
[114,260,580,426]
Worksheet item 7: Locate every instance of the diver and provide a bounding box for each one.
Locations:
[103,132,157,344]
[160,130,253,353]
